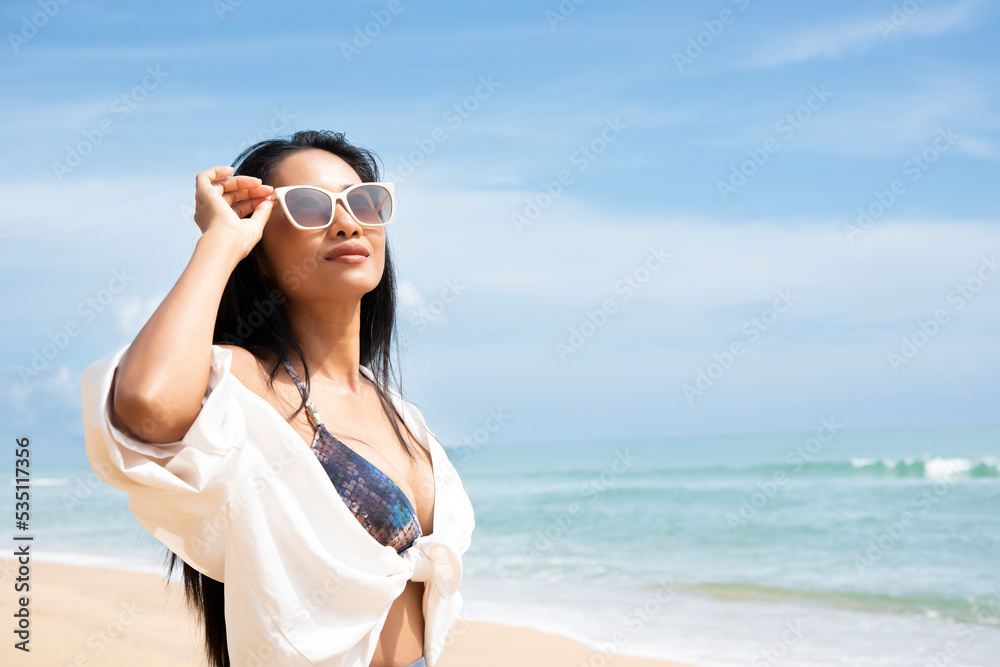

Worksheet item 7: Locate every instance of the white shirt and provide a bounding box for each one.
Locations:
[80,342,476,667]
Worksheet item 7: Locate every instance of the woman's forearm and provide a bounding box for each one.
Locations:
[112,230,246,444]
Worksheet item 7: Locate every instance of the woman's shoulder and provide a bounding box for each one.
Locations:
[215,344,277,399]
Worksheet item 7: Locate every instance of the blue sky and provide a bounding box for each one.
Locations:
[2,0,998,450]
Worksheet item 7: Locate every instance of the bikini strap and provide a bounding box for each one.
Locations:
[277,353,324,431]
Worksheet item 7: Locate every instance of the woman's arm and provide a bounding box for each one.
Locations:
[112,166,274,445]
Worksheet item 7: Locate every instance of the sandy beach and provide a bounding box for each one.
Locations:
[0,557,694,667]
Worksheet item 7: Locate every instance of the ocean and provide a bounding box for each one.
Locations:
[8,422,1000,666]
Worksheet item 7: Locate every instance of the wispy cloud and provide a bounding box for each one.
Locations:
[767,75,993,157]
[955,135,1000,160]
[113,293,167,338]
[742,0,983,69]
[1,364,75,427]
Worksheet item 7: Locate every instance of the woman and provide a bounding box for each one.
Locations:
[80,130,475,667]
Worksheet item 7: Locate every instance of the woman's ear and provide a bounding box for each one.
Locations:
[252,246,274,281]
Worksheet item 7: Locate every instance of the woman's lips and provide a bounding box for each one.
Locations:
[327,254,367,263]
[324,242,370,261]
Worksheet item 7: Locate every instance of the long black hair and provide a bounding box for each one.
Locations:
[163,130,418,667]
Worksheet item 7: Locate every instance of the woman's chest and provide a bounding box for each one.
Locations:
[264,378,437,537]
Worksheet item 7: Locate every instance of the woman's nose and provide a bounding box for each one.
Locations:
[329,200,364,235]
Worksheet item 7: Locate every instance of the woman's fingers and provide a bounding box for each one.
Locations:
[248,197,274,222]
[199,168,266,198]
[231,196,273,220]
[230,200,254,219]
[212,174,264,190]
[195,166,234,192]
[193,166,274,250]
[211,175,265,197]
[221,183,273,206]
[197,165,233,182]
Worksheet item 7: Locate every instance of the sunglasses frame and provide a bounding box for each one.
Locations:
[271,182,396,229]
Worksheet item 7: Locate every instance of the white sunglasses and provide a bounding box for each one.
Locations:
[271,182,396,229]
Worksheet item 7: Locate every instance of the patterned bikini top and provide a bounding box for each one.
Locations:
[278,354,422,554]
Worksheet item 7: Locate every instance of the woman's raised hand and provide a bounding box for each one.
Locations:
[193,165,275,259]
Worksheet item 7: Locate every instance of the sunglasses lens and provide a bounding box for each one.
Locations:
[285,188,332,228]
[347,185,393,225]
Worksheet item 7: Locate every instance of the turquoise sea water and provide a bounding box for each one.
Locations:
[7,423,999,666]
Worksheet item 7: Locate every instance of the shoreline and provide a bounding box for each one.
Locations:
[0,557,698,666]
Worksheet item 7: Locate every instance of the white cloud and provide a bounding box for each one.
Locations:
[396,278,426,314]
[390,180,1000,436]
[113,292,168,339]
[389,173,1000,333]
[2,364,75,426]
[692,75,995,159]
[743,0,983,69]
[955,135,1000,160]
[395,276,461,332]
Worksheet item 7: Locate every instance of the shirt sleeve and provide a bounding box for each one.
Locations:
[80,342,247,582]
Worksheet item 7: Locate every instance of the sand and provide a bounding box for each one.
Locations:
[0,557,696,667]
